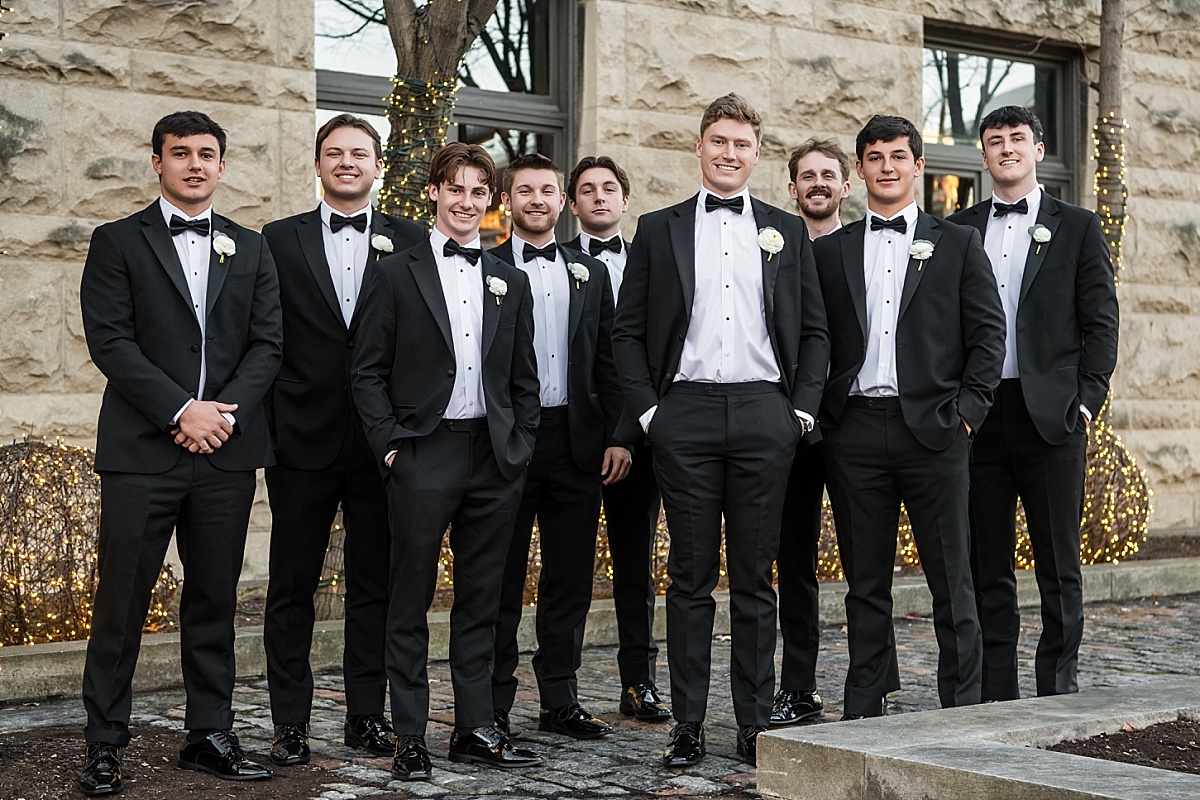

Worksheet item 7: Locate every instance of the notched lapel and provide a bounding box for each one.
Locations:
[368,213,394,263]
[1020,194,1061,303]
[140,205,193,309]
[205,216,234,318]
[840,226,868,338]
[753,199,779,333]
[898,217,940,320]
[563,246,585,349]
[669,203,697,315]
[481,256,505,358]
[409,241,455,354]
[299,210,343,323]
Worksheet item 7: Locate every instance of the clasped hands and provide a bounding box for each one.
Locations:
[172,400,238,454]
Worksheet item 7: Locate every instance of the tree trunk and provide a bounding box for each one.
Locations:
[1095,0,1126,273]
[378,0,500,221]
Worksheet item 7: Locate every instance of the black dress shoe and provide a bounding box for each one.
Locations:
[494,708,525,739]
[79,743,123,796]
[619,683,672,721]
[391,734,432,781]
[177,730,271,781]
[840,699,887,721]
[269,723,310,766]
[661,721,705,767]
[537,703,613,739]
[447,725,544,768]
[737,725,766,765]
[344,714,397,756]
[770,689,824,726]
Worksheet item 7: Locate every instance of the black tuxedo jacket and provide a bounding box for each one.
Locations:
[948,192,1119,445]
[350,238,540,482]
[815,211,1006,451]
[80,202,283,473]
[489,240,630,470]
[612,194,829,432]
[262,207,426,469]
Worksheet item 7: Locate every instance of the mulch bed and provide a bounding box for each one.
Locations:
[1047,717,1200,775]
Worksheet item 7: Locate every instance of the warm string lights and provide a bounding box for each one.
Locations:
[378,74,458,225]
[0,439,177,646]
[1093,114,1129,281]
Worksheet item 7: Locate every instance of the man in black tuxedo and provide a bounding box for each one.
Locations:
[261,114,426,766]
[78,111,280,794]
[613,94,829,767]
[948,106,1119,701]
[351,142,543,780]
[565,155,671,723]
[814,115,1005,719]
[489,153,631,741]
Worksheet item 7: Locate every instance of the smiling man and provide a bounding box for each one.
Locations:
[813,115,1005,720]
[948,106,1119,703]
[260,114,425,768]
[613,94,829,767]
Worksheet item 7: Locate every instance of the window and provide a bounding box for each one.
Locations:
[921,29,1081,217]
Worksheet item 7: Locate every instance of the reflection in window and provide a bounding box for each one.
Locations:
[922,48,1057,155]
[461,0,549,95]
[924,171,976,219]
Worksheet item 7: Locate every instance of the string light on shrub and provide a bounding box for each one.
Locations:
[379,74,458,224]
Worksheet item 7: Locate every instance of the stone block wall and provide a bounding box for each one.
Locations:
[580,0,1200,534]
[0,1,316,579]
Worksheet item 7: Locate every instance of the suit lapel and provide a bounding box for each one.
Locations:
[408,239,454,354]
[562,245,585,350]
[751,198,778,335]
[669,198,697,315]
[898,212,940,320]
[204,215,233,319]
[840,221,868,338]
[298,208,343,324]
[1020,190,1060,303]
[140,204,193,310]
[481,253,504,358]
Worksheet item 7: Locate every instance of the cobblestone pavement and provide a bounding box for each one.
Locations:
[3,593,1198,798]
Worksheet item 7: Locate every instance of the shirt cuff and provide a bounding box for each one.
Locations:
[639,405,657,433]
[221,412,236,428]
[795,409,814,433]
[171,398,194,426]
[385,449,397,467]
[1080,404,1092,424]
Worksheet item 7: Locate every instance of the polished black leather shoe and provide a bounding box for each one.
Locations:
[770,689,824,726]
[737,725,766,765]
[447,725,544,768]
[391,734,432,781]
[661,721,705,767]
[494,707,524,739]
[177,730,271,781]
[78,743,123,796]
[269,723,310,766]
[537,703,613,739]
[619,683,672,721]
[344,714,397,756]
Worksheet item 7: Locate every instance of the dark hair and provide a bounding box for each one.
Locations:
[502,152,563,196]
[978,105,1045,144]
[315,113,382,160]
[426,142,496,212]
[855,115,922,161]
[567,155,631,201]
[788,138,851,184]
[152,111,227,158]
[699,93,762,141]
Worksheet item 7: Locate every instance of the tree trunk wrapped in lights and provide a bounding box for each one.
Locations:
[0,440,177,646]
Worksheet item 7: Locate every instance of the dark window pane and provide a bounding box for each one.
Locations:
[925,171,977,218]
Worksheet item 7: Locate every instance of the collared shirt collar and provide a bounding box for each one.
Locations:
[319,200,373,230]
[697,186,752,216]
[159,197,212,229]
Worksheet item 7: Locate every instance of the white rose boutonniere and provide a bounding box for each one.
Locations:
[1029,224,1052,254]
[757,227,784,261]
[909,239,934,270]
[486,276,508,305]
[371,234,393,260]
[212,233,236,264]
[567,262,589,288]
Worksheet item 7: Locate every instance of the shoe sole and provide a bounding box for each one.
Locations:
[447,751,545,768]
[269,752,310,766]
[536,721,612,740]
[768,707,825,727]
[77,784,122,796]
[176,759,272,781]
[619,704,673,722]
[661,754,705,768]
[390,767,432,781]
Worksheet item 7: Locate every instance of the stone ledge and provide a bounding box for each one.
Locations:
[1,558,1196,705]
[758,676,1200,800]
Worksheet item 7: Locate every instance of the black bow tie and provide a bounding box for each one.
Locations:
[330,213,368,233]
[705,194,744,214]
[869,215,907,234]
[169,215,210,237]
[589,236,623,256]
[992,198,1028,217]
[443,239,482,266]
[523,243,557,262]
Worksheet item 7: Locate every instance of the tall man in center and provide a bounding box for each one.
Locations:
[489,153,631,741]
[613,93,829,767]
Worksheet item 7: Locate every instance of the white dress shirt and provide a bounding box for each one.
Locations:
[512,234,569,407]
[320,200,372,327]
[984,188,1040,381]
[852,202,919,397]
[431,227,486,419]
[579,230,626,299]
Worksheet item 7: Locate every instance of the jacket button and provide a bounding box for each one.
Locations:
[346,340,355,348]
[447,369,455,377]
[678,333,685,341]
[191,344,200,353]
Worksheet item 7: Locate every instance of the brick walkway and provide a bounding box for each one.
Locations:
[2,593,1198,798]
